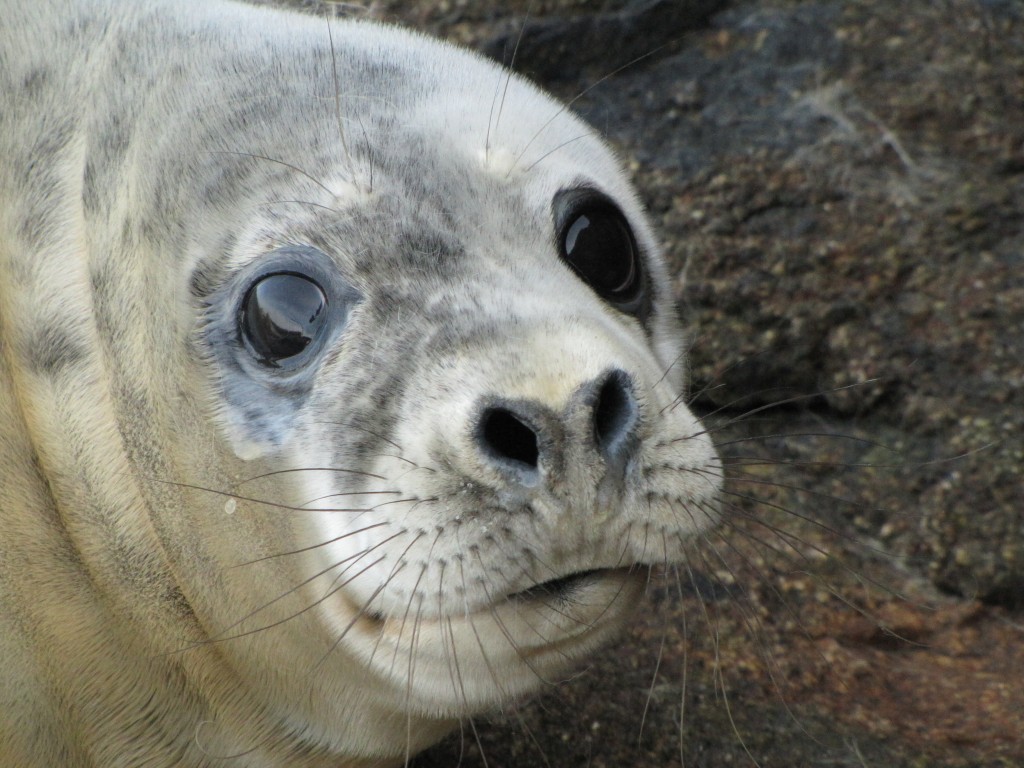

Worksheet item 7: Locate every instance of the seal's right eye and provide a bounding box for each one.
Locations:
[240,273,328,367]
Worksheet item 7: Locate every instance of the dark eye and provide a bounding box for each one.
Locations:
[240,273,328,367]
[554,190,646,316]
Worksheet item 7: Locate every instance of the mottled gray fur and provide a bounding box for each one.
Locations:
[0,1,720,765]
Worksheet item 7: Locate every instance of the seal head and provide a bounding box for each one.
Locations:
[0,1,720,764]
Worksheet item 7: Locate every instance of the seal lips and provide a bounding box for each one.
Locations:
[508,566,610,602]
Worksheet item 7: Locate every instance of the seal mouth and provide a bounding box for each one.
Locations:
[360,568,634,626]
[508,567,611,602]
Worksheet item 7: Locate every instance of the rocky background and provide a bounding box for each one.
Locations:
[276,1,1024,764]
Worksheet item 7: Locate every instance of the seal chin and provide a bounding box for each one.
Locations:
[320,567,644,712]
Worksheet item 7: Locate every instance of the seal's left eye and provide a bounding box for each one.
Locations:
[240,273,327,366]
[561,203,640,304]
[553,188,648,319]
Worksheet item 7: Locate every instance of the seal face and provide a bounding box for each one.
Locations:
[0,1,721,765]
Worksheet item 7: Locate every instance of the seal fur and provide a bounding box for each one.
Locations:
[0,1,721,765]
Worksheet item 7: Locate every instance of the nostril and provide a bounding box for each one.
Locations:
[479,407,540,469]
[593,371,638,460]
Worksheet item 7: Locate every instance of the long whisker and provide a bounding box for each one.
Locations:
[486,1,533,162]
[207,149,337,197]
[508,40,679,176]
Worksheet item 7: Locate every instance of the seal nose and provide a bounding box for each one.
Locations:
[474,370,640,486]
[589,369,639,469]
[478,406,541,474]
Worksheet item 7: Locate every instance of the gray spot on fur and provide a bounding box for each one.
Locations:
[23,324,89,376]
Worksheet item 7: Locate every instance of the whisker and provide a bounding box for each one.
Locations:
[176,551,390,654]
[670,565,691,767]
[313,574,394,673]
[687,548,763,768]
[235,466,388,483]
[508,40,680,176]
[229,521,389,568]
[207,149,337,197]
[326,19,355,185]
[521,133,587,173]
[140,477,386,514]
[379,545,429,674]
[486,1,532,163]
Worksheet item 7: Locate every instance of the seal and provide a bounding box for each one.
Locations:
[0,1,721,765]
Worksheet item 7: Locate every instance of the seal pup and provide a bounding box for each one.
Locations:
[0,1,721,765]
